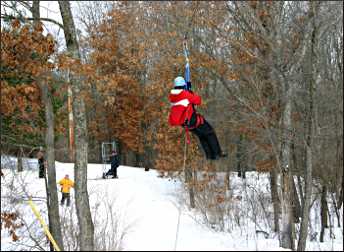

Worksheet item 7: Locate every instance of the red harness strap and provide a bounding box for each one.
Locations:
[196,114,204,127]
[183,114,204,145]
[181,104,205,145]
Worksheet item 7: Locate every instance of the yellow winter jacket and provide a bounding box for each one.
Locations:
[58,178,74,193]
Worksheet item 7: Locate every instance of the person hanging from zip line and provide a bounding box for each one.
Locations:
[168,76,227,160]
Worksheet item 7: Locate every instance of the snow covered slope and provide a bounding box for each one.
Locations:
[1,157,343,251]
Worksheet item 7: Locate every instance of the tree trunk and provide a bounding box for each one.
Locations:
[279,80,294,250]
[236,134,245,178]
[320,185,329,242]
[58,1,94,250]
[270,167,280,233]
[291,135,302,223]
[297,175,304,211]
[67,85,75,162]
[280,170,294,250]
[297,3,318,250]
[184,166,195,208]
[43,167,54,251]
[297,144,313,250]
[330,192,341,228]
[32,1,64,250]
[226,163,230,190]
[41,83,65,251]
[338,175,343,210]
[291,176,302,223]
[17,149,23,172]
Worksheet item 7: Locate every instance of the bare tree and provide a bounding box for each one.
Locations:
[296,2,320,250]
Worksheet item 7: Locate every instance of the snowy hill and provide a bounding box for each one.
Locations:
[1,156,343,251]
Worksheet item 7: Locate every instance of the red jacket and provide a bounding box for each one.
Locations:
[168,89,201,126]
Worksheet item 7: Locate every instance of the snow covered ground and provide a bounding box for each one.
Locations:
[1,156,343,251]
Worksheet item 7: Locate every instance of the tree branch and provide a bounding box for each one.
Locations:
[1,14,64,29]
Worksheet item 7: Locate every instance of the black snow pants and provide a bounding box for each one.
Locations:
[106,165,118,178]
[190,119,223,160]
[61,193,71,206]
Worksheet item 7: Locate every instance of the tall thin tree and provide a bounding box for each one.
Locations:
[58,1,94,250]
[31,1,64,250]
[297,2,319,250]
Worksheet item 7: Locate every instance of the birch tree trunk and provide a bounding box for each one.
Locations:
[58,1,94,250]
[32,1,64,250]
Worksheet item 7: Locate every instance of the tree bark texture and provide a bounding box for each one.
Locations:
[320,185,329,242]
[270,167,280,233]
[279,81,294,250]
[17,151,23,172]
[297,3,317,250]
[185,166,195,208]
[32,1,64,250]
[291,177,302,223]
[58,1,95,250]
[41,82,65,251]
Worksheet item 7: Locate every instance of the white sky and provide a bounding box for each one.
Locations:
[1,1,86,52]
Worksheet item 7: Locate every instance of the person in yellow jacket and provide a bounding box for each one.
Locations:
[58,174,74,207]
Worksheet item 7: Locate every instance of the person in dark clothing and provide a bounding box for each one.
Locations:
[168,76,227,160]
[104,151,120,178]
[37,148,45,178]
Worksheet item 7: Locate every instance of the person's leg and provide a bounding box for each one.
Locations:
[105,165,114,176]
[198,120,225,159]
[61,193,65,205]
[191,127,215,159]
[66,193,71,207]
[113,167,118,178]
[109,165,115,175]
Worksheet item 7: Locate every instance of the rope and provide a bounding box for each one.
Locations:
[174,6,199,248]
[182,132,188,175]
[174,133,188,251]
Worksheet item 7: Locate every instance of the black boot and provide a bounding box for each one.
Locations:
[219,152,227,158]
[215,152,228,160]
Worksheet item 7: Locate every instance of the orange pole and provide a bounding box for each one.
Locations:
[67,85,74,162]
